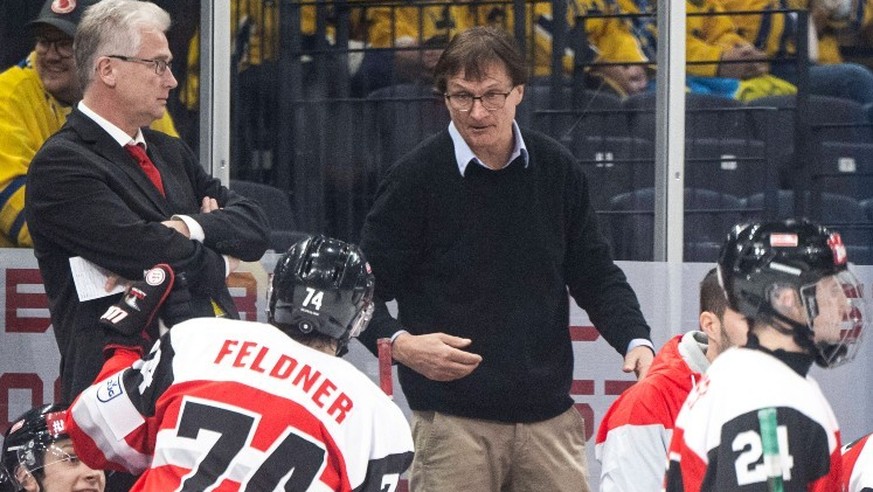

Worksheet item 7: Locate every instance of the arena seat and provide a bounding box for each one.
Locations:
[230,179,309,252]
[367,84,450,172]
[604,187,744,261]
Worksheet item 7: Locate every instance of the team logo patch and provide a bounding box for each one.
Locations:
[46,412,66,437]
[96,374,125,403]
[51,0,76,14]
[145,267,166,286]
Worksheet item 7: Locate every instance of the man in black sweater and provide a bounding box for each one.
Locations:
[359,26,654,491]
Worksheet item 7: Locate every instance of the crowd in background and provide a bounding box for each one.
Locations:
[4,0,873,247]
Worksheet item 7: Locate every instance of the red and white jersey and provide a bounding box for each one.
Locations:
[596,333,709,492]
[843,433,873,491]
[665,347,842,492]
[66,318,414,492]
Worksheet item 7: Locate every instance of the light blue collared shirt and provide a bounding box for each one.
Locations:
[448,120,529,176]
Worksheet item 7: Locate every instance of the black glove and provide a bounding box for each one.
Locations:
[161,271,194,329]
[100,264,175,357]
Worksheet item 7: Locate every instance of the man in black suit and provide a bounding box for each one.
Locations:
[26,0,270,406]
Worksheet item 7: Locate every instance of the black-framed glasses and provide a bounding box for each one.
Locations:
[35,37,74,57]
[444,88,514,112]
[107,55,172,76]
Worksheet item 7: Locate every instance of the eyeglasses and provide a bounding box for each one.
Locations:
[444,88,514,112]
[35,37,74,58]
[107,55,172,76]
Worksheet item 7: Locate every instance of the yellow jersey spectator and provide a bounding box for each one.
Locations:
[721,0,873,117]
[597,0,768,78]
[354,0,648,96]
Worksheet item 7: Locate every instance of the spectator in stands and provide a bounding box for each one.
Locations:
[810,0,855,64]
[584,0,798,101]
[665,219,869,490]
[180,0,280,179]
[0,0,178,248]
[843,432,873,491]
[180,0,346,180]
[723,0,873,118]
[0,404,105,492]
[571,0,652,97]
[595,268,748,492]
[359,26,654,491]
[352,0,650,98]
[26,0,269,410]
[837,0,873,54]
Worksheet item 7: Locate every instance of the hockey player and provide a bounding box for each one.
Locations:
[1,404,105,492]
[842,432,873,491]
[63,235,414,491]
[665,219,870,490]
[595,268,748,491]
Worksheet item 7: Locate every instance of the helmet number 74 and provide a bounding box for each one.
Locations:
[303,288,324,311]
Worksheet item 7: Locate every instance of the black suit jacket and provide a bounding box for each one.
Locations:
[26,109,270,402]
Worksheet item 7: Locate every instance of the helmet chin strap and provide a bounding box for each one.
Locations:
[762,305,839,368]
[768,309,808,337]
[761,305,817,349]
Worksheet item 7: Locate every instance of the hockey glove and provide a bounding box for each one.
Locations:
[161,271,194,329]
[100,264,175,357]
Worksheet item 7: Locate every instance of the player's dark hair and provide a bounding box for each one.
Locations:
[699,268,727,319]
[282,329,336,353]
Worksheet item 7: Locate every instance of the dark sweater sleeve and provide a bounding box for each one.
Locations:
[358,158,427,355]
[562,147,652,356]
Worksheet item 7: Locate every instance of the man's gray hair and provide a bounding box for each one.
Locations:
[75,0,171,92]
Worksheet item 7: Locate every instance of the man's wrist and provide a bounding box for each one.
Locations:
[388,330,409,364]
[172,214,204,241]
[390,329,408,345]
[627,338,654,354]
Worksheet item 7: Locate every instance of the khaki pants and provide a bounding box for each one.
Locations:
[409,407,591,492]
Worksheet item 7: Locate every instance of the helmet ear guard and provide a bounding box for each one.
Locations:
[718,219,870,368]
[349,302,375,339]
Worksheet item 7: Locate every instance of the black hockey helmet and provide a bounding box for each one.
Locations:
[268,235,375,356]
[1,404,68,490]
[718,218,868,368]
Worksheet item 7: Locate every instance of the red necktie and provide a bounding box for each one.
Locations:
[125,143,165,196]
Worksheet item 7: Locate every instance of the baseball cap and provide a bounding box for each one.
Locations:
[29,0,101,37]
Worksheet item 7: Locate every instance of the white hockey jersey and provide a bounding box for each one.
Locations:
[665,347,843,491]
[66,318,414,492]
